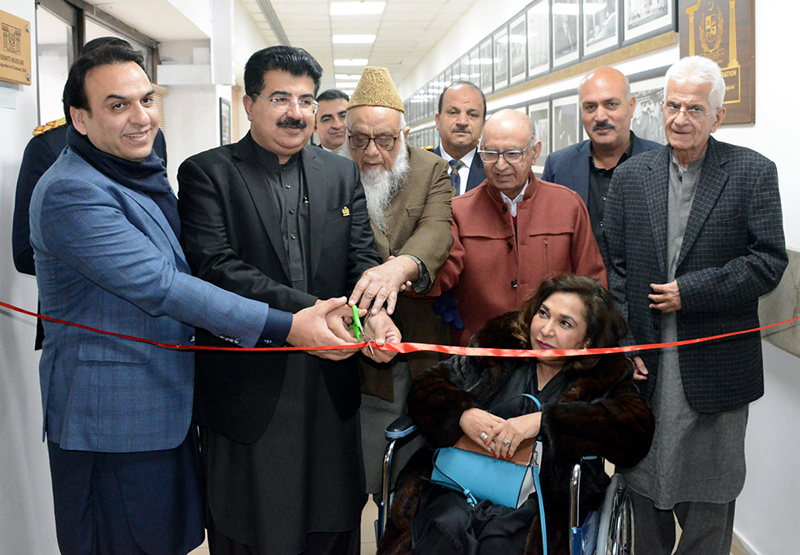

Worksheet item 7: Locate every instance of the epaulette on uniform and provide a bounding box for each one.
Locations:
[33,117,67,136]
[421,145,435,151]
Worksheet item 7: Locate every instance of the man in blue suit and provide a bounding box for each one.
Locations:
[29,45,359,555]
[433,81,486,195]
[542,66,660,245]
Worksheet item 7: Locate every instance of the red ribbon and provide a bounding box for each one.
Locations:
[1,299,797,358]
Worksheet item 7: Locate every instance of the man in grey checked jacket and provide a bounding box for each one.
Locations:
[602,56,787,554]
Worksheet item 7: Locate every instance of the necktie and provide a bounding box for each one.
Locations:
[449,158,465,195]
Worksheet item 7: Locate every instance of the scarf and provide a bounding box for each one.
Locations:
[67,126,180,239]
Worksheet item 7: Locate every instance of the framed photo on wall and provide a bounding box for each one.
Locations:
[219,98,232,146]
[493,27,509,90]
[479,38,493,94]
[624,0,674,44]
[629,69,669,145]
[509,15,527,85]
[551,93,580,154]
[583,0,620,57]
[459,54,470,82]
[553,0,580,68]
[468,46,481,88]
[528,99,550,175]
[527,0,551,78]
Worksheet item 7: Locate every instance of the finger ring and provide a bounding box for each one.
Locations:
[503,438,512,445]
[480,432,489,442]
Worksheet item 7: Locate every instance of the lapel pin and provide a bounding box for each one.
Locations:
[342,206,350,217]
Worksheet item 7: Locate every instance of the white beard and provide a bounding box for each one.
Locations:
[341,139,410,233]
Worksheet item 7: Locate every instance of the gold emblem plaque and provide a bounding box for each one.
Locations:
[680,0,755,124]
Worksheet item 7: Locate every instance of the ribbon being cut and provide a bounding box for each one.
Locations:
[0,299,798,358]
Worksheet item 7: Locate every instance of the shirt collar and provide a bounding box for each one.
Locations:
[499,180,530,217]
[438,144,476,169]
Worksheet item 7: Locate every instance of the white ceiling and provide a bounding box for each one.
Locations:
[83,0,480,92]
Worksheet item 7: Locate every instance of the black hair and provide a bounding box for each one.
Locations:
[317,88,350,103]
[244,46,323,98]
[437,81,486,119]
[511,274,628,371]
[81,37,132,55]
[62,45,145,124]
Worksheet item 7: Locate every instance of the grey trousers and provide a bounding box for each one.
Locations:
[630,490,735,555]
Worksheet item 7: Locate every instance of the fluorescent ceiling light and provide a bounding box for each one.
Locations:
[334,58,369,66]
[332,34,376,44]
[336,81,360,88]
[335,73,362,80]
[330,2,386,16]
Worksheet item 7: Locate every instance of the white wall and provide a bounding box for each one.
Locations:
[0,0,60,553]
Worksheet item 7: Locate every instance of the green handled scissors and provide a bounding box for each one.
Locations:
[349,304,365,341]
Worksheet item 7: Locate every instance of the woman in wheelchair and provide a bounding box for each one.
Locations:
[378,275,655,555]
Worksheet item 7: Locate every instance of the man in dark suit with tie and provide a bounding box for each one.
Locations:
[542,66,660,245]
[602,56,787,554]
[433,81,486,195]
[177,46,399,555]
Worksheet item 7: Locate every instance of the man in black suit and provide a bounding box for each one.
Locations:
[542,66,660,245]
[602,56,787,554]
[177,46,399,555]
[433,81,486,195]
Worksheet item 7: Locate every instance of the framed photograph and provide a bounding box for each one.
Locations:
[528,100,550,175]
[493,27,509,91]
[443,66,453,89]
[527,0,550,78]
[509,15,527,85]
[479,38,493,94]
[629,70,669,145]
[624,0,674,44]
[468,46,481,88]
[583,0,619,57]
[551,94,580,154]
[459,54,470,83]
[219,98,232,146]
[553,0,580,68]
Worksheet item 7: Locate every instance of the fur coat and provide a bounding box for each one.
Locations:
[378,312,654,555]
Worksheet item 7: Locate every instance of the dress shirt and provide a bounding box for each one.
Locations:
[438,146,477,196]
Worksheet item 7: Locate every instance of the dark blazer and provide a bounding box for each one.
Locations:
[177,134,383,443]
[602,137,787,413]
[541,131,661,205]
[432,145,486,195]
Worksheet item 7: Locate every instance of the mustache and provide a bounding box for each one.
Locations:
[277,117,307,129]
[592,121,615,131]
[452,126,471,133]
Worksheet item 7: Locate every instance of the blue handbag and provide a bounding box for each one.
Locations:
[429,393,549,551]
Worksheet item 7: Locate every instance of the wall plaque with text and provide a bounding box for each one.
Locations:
[679,0,755,124]
[0,9,31,86]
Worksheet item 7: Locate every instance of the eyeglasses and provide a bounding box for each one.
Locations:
[256,94,319,114]
[478,138,535,164]
[662,100,711,120]
[347,133,399,151]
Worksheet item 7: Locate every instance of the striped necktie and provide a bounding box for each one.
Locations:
[449,158,465,195]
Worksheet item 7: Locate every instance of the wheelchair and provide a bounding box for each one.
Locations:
[375,415,634,555]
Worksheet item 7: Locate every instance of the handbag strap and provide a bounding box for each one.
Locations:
[430,452,479,506]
